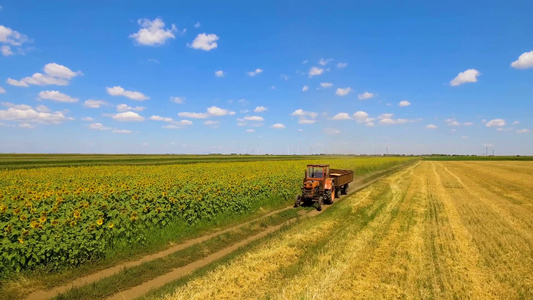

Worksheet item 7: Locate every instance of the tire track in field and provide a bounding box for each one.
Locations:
[25,162,416,300]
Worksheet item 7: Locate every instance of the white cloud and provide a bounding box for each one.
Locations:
[0,102,71,125]
[0,87,5,94]
[1,45,12,56]
[377,113,419,125]
[324,128,340,135]
[302,85,309,92]
[0,25,29,46]
[246,68,263,77]
[178,112,209,119]
[399,100,410,107]
[19,123,35,129]
[83,99,108,108]
[512,121,519,125]
[149,115,173,122]
[88,122,111,131]
[7,63,82,87]
[112,129,132,134]
[336,62,347,69]
[194,22,201,28]
[38,90,78,103]
[332,113,351,120]
[309,67,324,77]
[486,119,506,127]
[320,82,333,88]
[357,91,375,100]
[204,120,219,126]
[336,87,352,96]
[271,123,285,129]
[318,58,333,66]
[516,129,529,134]
[463,122,474,126]
[116,104,145,112]
[353,111,370,122]
[107,86,149,101]
[280,74,289,80]
[130,18,179,46]
[178,106,235,119]
[298,119,315,124]
[426,124,438,129]
[82,117,94,122]
[244,115,264,122]
[510,51,533,69]
[246,129,255,133]
[162,120,193,129]
[450,69,480,86]
[254,106,267,113]
[215,70,225,77]
[445,118,460,126]
[189,33,219,51]
[111,111,145,122]
[170,96,185,104]
[291,109,317,125]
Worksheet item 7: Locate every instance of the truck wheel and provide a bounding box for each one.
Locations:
[342,184,349,195]
[335,187,341,199]
[325,189,333,205]
[317,196,323,211]
[294,195,302,207]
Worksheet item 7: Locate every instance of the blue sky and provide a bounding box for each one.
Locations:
[0,1,532,155]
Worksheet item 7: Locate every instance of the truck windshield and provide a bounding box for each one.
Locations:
[307,166,324,179]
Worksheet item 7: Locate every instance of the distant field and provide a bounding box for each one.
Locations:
[0,154,413,169]
[424,155,532,161]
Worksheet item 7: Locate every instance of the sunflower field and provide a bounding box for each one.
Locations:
[0,156,413,274]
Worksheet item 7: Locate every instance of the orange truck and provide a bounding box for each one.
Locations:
[294,164,354,211]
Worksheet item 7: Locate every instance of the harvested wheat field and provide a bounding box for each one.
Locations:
[150,161,533,299]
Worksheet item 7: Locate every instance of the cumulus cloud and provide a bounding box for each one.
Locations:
[450,69,480,86]
[178,106,235,119]
[0,25,29,46]
[246,129,255,133]
[291,109,318,125]
[82,117,94,122]
[0,102,72,126]
[324,128,340,135]
[88,122,111,131]
[485,118,506,127]
[83,99,108,108]
[246,68,263,77]
[516,129,529,134]
[116,104,145,112]
[357,91,375,100]
[130,18,179,46]
[0,87,5,94]
[244,116,264,122]
[510,51,533,69]
[254,106,267,113]
[107,86,149,101]
[194,22,201,28]
[309,67,324,77]
[149,115,173,122]
[320,82,333,88]
[302,85,309,92]
[7,63,82,87]
[189,33,219,51]
[111,111,145,122]
[463,122,474,126]
[445,118,460,126]
[38,90,78,103]
[215,70,225,77]
[113,129,132,134]
[426,124,438,129]
[162,120,193,129]
[204,120,219,126]
[378,113,420,125]
[336,62,347,69]
[271,123,285,129]
[1,45,12,56]
[170,96,185,104]
[399,100,410,107]
[318,58,333,66]
[331,112,351,120]
[336,87,352,96]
